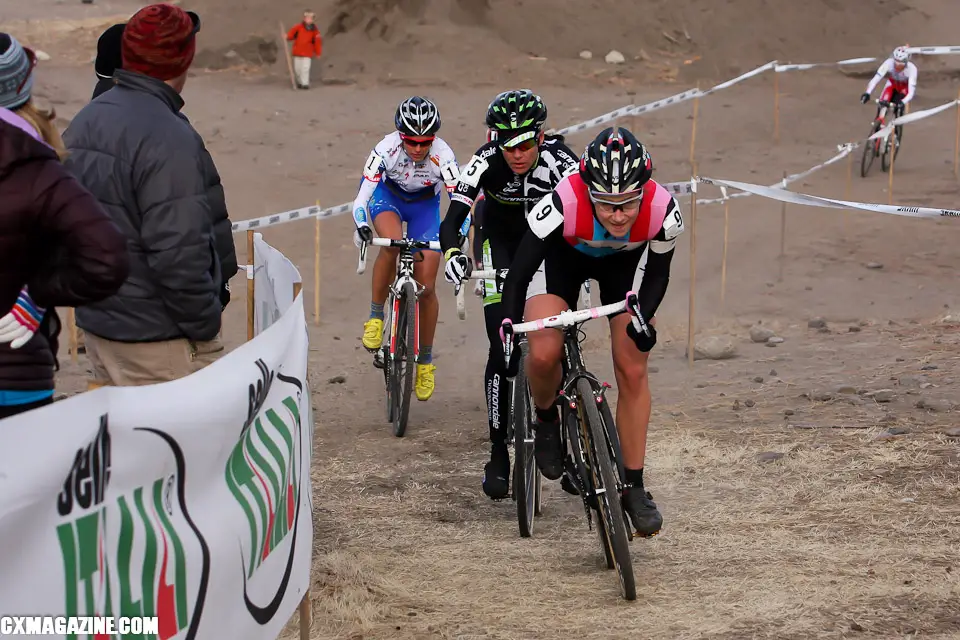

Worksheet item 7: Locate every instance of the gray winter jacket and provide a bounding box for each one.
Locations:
[64,70,238,343]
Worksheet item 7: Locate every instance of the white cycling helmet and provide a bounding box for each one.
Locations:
[893,46,910,63]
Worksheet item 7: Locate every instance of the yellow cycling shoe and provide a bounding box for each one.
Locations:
[415,363,436,401]
[361,318,384,351]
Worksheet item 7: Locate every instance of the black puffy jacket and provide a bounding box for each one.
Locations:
[63,70,237,343]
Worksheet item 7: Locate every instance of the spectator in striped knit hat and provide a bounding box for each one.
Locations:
[0,33,129,419]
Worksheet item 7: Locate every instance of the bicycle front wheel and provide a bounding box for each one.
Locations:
[577,378,636,601]
[512,344,539,537]
[392,282,417,437]
[860,122,879,177]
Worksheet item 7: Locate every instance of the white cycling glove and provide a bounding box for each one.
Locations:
[443,249,472,285]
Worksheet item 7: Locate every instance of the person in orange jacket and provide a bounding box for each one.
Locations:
[286,10,322,90]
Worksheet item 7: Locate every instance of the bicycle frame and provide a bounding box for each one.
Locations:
[357,236,440,364]
[502,292,651,500]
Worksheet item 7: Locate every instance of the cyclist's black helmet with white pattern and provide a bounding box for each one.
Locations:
[395,96,441,136]
[485,89,548,146]
[579,127,653,194]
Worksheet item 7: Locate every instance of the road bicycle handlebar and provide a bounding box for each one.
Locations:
[357,238,442,274]
[500,291,652,367]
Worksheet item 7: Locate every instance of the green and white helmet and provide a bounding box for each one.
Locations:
[485,89,548,148]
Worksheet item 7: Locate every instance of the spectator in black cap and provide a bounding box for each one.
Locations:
[92,23,124,99]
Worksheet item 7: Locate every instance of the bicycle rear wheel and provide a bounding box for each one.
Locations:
[577,378,636,601]
[392,282,417,437]
[512,344,539,537]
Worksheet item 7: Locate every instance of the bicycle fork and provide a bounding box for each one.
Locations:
[387,276,427,365]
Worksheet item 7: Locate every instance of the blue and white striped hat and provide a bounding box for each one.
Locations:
[0,33,35,110]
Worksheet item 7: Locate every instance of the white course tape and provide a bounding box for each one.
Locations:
[232,45,960,233]
[698,176,960,219]
[231,201,351,232]
[692,144,856,206]
[701,60,777,95]
[868,98,960,141]
[906,46,960,55]
[776,57,878,72]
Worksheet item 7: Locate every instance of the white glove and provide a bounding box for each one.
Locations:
[353,224,373,249]
[0,288,45,349]
[443,249,472,285]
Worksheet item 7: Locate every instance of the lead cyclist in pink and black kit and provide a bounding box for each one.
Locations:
[499,127,685,538]
[861,46,917,131]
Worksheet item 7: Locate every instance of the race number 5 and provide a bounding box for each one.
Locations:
[459,155,487,188]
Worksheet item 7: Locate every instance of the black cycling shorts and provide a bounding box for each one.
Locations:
[526,244,648,312]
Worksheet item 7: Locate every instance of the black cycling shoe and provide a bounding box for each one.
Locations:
[482,443,510,500]
[622,487,663,538]
[533,419,564,480]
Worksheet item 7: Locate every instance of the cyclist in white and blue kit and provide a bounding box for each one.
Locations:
[352,97,464,401]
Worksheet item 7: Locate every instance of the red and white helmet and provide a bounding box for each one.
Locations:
[893,46,910,64]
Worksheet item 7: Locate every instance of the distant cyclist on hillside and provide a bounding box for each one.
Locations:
[439,89,579,500]
[498,127,685,538]
[861,46,917,119]
[352,96,462,402]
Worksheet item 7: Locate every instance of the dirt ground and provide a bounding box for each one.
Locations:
[4,0,960,637]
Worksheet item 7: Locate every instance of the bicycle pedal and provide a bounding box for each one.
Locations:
[632,530,660,540]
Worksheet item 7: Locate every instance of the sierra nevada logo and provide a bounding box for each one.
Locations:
[225,359,306,624]
[55,416,209,640]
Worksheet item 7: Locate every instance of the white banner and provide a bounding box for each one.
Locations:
[867,98,960,141]
[0,245,313,640]
[253,233,302,335]
[698,175,960,219]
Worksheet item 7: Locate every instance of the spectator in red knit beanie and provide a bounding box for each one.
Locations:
[62,3,239,388]
[121,3,201,92]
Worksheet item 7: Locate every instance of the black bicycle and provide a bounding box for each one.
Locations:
[357,236,440,437]
[501,291,652,601]
[455,267,542,537]
[861,98,904,177]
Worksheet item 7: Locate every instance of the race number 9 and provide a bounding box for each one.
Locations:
[528,195,563,238]
[663,206,684,240]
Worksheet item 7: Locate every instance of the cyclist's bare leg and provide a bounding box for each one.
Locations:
[608,313,652,470]
[412,251,440,348]
[371,210,402,305]
[523,293,568,480]
[609,313,662,536]
[523,293,567,409]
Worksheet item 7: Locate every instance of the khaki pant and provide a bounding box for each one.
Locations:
[293,56,311,87]
[85,333,225,389]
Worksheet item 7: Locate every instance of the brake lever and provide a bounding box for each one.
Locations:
[625,291,651,337]
[357,242,368,275]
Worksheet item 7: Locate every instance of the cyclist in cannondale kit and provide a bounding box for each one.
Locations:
[439,89,579,500]
[499,127,685,537]
[353,96,463,401]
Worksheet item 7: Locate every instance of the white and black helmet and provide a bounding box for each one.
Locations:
[579,127,653,194]
[395,96,441,136]
[893,46,910,63]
